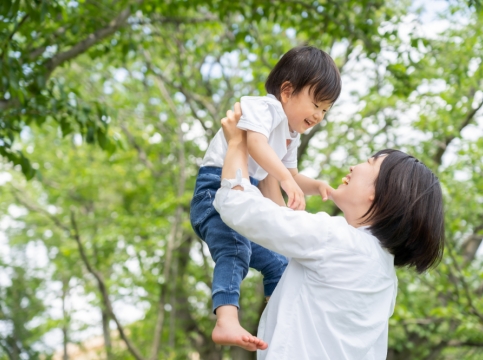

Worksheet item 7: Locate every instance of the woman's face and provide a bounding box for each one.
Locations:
[331,156,386,217]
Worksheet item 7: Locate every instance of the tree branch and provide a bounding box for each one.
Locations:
[446,240,483,323]
[44,3,137,77]
[142,43,219,128]
[9,187,145,360]
[133,13,218,25]
[0,13,29,60]
[10,186,70,233]
[8,14,29,42]
[461,224,483,264]
[297,122,323,162]
[447,339,483,347]
[148,67,187,359]
[119,122,160,177]
[433,93,483,164]
[70,211,145,360]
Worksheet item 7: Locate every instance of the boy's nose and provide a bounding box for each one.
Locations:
[314,109,325,123]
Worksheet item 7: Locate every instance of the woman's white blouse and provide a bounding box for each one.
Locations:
[213,179,398,360]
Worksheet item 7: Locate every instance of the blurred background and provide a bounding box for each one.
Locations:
[0,0,482,359]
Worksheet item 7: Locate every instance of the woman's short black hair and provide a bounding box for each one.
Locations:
[362,149,445,273]
[265,46,341,104]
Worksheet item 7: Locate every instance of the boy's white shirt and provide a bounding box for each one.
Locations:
[213,178,398,360]
[201,94,300,181]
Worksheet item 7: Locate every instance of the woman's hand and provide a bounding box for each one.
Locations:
[221,102,245,145]
[220,102,250,182]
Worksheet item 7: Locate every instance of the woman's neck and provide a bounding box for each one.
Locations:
[343,210,371,228]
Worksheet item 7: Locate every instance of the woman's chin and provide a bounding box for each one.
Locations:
[332,184,347,195]
[331,187,351,211]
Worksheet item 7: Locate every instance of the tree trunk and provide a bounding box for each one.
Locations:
[62,277,69,360]
[101,308,113,360]
[176,236,223,360]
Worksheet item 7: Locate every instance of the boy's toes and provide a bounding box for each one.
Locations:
[255,339,268,350]
[246,336,268,350]
[241,335,252,342]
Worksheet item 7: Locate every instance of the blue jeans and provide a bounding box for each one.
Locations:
[190,166,288,313]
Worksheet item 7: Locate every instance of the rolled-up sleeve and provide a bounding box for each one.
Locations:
[213,180,331,260]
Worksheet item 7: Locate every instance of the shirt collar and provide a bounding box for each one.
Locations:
[356,225,372,234]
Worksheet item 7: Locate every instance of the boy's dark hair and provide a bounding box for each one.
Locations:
[363,149,445,273]
[265,45,341,104]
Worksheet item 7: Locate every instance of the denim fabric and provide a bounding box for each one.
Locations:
[190,166,288,312]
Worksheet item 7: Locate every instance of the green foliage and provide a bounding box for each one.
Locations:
[0,262,52,359]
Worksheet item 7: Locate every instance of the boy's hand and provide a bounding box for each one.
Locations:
[280,177,306,210]
[318,181,333,202]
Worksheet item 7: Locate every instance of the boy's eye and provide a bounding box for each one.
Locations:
[313,102,319,108]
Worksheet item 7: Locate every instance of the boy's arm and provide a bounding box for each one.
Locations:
[258,174,286,207]
[288,168,333,201]
[247,130,305,210]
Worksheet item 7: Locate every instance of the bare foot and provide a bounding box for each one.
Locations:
[212,305,268,351]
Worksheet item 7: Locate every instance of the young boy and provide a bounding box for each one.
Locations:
[190,46,341,350]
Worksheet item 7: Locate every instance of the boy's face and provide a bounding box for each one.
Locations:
[280,84,332,133]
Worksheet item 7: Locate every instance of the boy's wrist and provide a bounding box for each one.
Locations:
[280,171,295,183]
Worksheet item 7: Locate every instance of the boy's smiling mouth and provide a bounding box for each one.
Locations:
[304,118,314,126]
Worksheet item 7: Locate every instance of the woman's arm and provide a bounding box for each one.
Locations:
[216,103,332,259]
[220,104,250,183]
[214,184,332,259]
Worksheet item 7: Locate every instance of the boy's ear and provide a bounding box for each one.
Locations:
[280,81,293,103]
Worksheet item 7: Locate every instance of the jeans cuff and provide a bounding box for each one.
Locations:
[264,282,278,297]
[212,292,240,314]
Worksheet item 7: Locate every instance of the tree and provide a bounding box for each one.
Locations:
[1,0,482,359]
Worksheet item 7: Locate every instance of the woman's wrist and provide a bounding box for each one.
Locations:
[226,137,247,154]
[226,131,246,146]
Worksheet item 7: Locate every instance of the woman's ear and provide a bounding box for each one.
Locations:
[280,81,293,104]
[368,183,378,203]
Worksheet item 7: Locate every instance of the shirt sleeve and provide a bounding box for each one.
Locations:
[282,135,300,169]
[213,179,332,260]
[238,97,278,139]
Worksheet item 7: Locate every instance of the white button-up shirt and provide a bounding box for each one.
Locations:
[213,179,397,360]
[201,95,300,180]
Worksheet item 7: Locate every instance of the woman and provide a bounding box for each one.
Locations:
[212,103,444,359]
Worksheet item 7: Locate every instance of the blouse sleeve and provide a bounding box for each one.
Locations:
[213,177,332,260]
